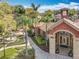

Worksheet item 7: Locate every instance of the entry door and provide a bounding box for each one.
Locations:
[62,37,67,46]
[60,37,69,46]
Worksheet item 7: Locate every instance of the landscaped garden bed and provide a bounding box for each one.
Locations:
[28,31,49,52]
[33,35,49,52]
[33,36,46,45]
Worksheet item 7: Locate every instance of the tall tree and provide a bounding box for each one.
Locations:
[13,5,25,29]
[0,20,5,35]
[30,3,40,38]
[45,10,54,16]
[0,14,17,36]
[68,9,77,16]
[14,5,25,15]
[30,3,40,18]
[0,3,13,14]
[18,15,33,55]
[40,16,51,46]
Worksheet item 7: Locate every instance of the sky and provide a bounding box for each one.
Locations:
[6,0,79,13]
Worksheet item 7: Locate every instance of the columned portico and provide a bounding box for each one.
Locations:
[55,31,73,56]
[49,30,74,57]
[55,32,73,48]
[49,29,79,59]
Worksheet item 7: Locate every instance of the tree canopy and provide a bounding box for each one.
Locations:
[14,5,25,15]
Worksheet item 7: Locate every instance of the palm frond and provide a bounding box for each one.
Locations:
[35,4,40,11]
[31,3,36,10]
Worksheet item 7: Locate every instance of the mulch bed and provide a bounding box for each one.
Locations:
[38,45,49,53]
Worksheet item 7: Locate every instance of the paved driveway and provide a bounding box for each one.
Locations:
[28,36,72,59]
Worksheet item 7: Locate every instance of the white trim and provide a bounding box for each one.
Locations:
[53,30,75,36]
[64,18,79,31]
[48,19,63,31]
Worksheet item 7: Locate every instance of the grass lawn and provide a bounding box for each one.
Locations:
[15,48,35,59]
[0,47,24,59]
[0,43,3,48]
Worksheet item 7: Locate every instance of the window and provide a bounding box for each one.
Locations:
[63,38,65,43]
[67,37,69,45]
[60,36,62,44]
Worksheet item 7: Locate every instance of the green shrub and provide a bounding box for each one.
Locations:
[27,29,34,37]
[28,48,35,59]
[35,36,46,45]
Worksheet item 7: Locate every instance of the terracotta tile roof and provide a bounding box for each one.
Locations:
[33,22,44,27]
[36,22,55,32]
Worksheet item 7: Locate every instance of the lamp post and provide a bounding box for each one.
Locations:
[25,30,28,56]
[2,33,6,58]
[3,39,6,58]
[8,26,12,40]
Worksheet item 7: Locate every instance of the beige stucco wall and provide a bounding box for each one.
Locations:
[73,38,79,59]
[49,35,55,54]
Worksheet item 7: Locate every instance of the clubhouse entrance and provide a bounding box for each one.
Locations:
[55,31,73,57]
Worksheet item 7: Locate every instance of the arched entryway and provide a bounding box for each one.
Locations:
[55,31,73,57]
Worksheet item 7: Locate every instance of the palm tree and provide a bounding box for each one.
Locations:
[19,15,32,55]
[31,3,40,12]
[31,3,40,38]
[27,3,40,18]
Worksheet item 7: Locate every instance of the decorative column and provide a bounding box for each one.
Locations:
[49,35,55,54]
[73,37,79,59]
[70,34,73,48]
